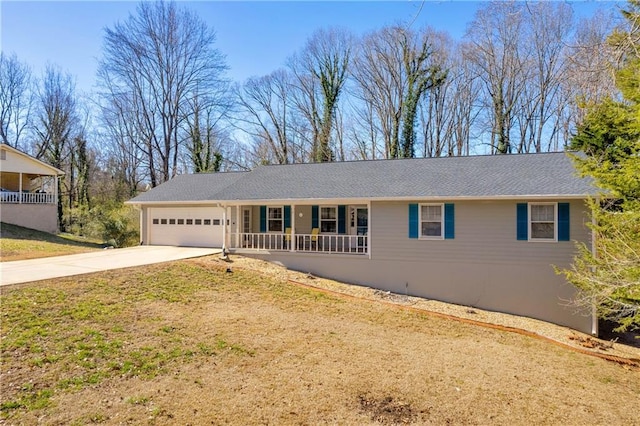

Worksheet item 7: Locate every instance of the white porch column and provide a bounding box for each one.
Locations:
[290,205,296,252]
[236,205,241,249]
[367,201,372,259]
[222,207,228,251]
[18,173,22,203]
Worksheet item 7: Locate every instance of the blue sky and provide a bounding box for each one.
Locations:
[0,1,623,95]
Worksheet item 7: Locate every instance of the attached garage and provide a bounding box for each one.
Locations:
[148,207,224,248]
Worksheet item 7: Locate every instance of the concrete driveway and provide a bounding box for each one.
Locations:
[0,246,221,286]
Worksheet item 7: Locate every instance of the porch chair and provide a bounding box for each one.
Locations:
[310,228,319,250]
[284,227,292,250]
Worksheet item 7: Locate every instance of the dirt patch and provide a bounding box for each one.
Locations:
[358,395,421,424]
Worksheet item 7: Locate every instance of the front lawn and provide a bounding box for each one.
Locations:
[0,223,103,261]
[1,258,639,424]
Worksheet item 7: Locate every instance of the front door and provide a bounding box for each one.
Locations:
[242,208,252,233]
[349,206,368,249]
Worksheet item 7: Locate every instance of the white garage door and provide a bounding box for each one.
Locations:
[148,207,224,248]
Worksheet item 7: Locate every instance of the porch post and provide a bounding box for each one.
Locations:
[291,205,296,252]
[367,201,372,259]
[236,205,241,249]
[222,206,227,251]
[18,173,22,203]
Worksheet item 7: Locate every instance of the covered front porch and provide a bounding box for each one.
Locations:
[229,204,369,255]
[0,172,58,204]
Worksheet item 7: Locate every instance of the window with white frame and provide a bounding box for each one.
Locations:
[420,204,443,238]
[530,203,556,240]
[268,206,283,232]
[320,206,337,233]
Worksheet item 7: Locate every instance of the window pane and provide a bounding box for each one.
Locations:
[531,205,554,221]
[422,205,441,221]
[177,219,184,225]
[321,207,336,219]
[268,208,282,219]
[422,221,442,237]
[321,221,337,233]
[204,219,211,225]
[268,219,282,232]
[532,222,554,239]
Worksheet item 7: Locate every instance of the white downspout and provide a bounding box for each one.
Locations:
[18,172,22,203]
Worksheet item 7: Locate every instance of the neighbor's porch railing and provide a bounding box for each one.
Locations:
[0,191,56,204]
[236,232,368,254]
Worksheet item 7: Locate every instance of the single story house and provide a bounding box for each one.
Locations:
[127,152,598,334]
[0,143,64,233]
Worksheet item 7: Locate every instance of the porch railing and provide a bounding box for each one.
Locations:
[236,232,368,254]
[0,192,56,204]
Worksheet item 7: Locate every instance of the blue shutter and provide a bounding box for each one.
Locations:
[259,206,267,233]
[284,205,291,230]
[408,204,419,239]
[444,203,455,239]
[312,205,319,229]
[558,202,570,241]
[338,205,346,234]
[517,203,528,241]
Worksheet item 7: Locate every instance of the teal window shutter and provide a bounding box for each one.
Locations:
[312,205,319,229]
[284,205,291,230]
[338,205,346,234]
[558,203,570,241]
[408,204,418,238]
[517,203,528,240]
[444,203,455,239]
[259,206,266,233]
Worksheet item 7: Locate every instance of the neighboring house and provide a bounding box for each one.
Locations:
[127,152,598,334]
[0,143,64,234]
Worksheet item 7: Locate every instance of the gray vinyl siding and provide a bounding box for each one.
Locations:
[293,205,313,234]
[248,204,314,234]
[370,199,589,265]
[240,199,594,334]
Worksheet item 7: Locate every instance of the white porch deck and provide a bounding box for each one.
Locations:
[232,232,368,255]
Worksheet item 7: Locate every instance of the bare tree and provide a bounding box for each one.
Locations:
[399,28,447,158]
[236,69,295,164]
[561,10,618,138]
[185,91,229,172]
[290,28,352,162]
[513,2,574,153]
[0,53,33,149]
[352,25,445,159]
[33,65,79,230]
[98,0,227,187]
[465,1,531,154]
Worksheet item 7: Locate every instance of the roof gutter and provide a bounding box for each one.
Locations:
[126,194,592,207]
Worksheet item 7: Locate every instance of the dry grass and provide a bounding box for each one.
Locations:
[0,223,103,262]
[1,256,639,425]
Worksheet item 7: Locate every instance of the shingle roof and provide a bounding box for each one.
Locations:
[128,171,247,203]
[127,152,596,204]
